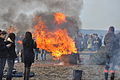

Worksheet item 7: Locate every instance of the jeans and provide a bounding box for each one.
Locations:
[24,62,32,68]
[0,58,6,80]
[24,60,32,80]
[6,58,15,78]
[41,50,46,60]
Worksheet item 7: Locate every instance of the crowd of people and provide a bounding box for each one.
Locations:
[0,30,37,80]
[75,32,103,52]
[75,26,120,80]
[15,34,47,62]
[0,26,120,80]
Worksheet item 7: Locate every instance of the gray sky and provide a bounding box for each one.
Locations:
[80,0,120,30]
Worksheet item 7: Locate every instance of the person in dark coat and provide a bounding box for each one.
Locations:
[0,31,9,80]
[75,33,84,52]
[22,32,36,80]
[93,34,102,51]
[6,33,17,80]
[104,26,118,80]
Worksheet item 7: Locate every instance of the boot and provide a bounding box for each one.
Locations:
[110,73,115,80]
[104,73,108,80]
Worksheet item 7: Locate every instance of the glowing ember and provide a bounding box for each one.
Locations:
[54,12,67,24]
[33,13,77,59]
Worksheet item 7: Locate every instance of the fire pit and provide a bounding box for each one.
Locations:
[33,12,78,62]
[60,53,79,65]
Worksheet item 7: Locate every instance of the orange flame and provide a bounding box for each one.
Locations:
[54,12,67,24]
[33,13,77,59]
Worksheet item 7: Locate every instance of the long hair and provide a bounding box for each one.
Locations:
[23,31,33,47]
[25,32,32,40]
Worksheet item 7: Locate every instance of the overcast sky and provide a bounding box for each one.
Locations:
[80,0,120,30]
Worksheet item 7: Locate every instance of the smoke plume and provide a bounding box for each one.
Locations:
[0,0,83,33]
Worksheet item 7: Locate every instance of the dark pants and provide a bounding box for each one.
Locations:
[24,62,32,80]
[104,56,115,80]
[105,56,115,71]
[6,58,15,79]
[0,58,6,80]
[35,53,39,60]
[41,50,46,60]
[24,62,32,68]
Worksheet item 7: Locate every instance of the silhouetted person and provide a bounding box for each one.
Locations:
[6,33,17,80]
[22,32,36,80]
[0,31,9,80]
[104,26,118,80]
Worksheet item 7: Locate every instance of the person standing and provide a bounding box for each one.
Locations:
[75,32,84,63]
[93,34,102,51]
[6,33,17,80]
[41,49,48,61]
[34,48,40,61]
[87,34,94,51]
[16,33,24,63]
[75,33,84,52]
[83,34,89,49]
[22,32,36,80]
[0,31,9,80]
[104,26,118,80]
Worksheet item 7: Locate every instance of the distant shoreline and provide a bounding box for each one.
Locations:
[80,29,120,36]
